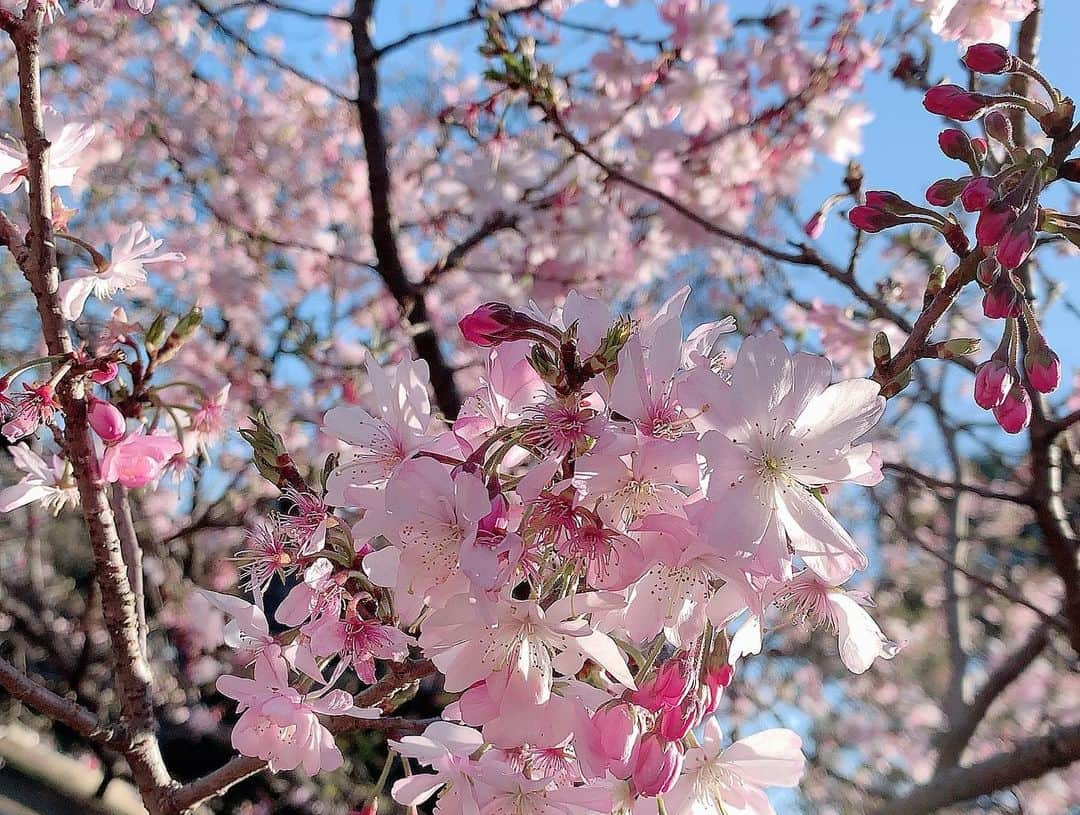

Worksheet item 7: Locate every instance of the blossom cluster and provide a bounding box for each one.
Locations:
[209,289,896,813]
[847,41,1070,433]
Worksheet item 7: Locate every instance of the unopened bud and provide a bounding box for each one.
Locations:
[926,177,969,207]
[940,337,981,358]
[938,128,974,161]
[872,331,891,368]
[996,215,1037,269]
[982,272,1023,318]
[974,359,1014,410]
[145,313,168,350]
[848,205,901,232]
[1024,340,1061,394]
[960,177,996,213]
[992,384,1032,433]
[962,43,1015,75]
[975,201,1017,247]
[88,398,126,443]
[984,110,1014,145]
[923,84,992,121]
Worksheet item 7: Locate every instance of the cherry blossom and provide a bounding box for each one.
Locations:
[57,222,185,320]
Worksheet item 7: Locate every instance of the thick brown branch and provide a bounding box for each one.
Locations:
[871,723,1080,815]
[8,8,177,811]
[350,0,461,419]
[935,622,1051,770]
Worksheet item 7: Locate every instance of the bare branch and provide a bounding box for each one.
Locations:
[0,656,120,749]
[935,622,1052,769]
[7,9,177,810]
[884,461,1034,505]
[350,0,462,419]
[871,723,1080,815]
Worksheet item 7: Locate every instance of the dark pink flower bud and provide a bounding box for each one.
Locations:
[961,177,995,212]
[962,43,1013,74]
[976,256,1001,287]
[631,657,692,711]
[658,698,700,741]
[923,84,991,121]
[984,111,1014,145]
[993,384,1032,433]
[459,302,518,346]
[702,663,735,714]
[1025,345,1061,393]
[925,177,968,207]
[352,801,378,815]
[630,735,683,797]
[849,205,900,233]
[971,137,989,161]
[937,128,972,160]
[88,398,126,443]
[973,359,1014,409]
[975,201,1016,247]
[996,220,1036,269]
[982,273,1023,318]
[864,190,907,211]
[804,211,825,239]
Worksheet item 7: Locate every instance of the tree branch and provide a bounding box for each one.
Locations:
[0,656,121,750]
[8,7,177,811]
[871,723,1080,815]
[350,0,462,419]
[934,622,1051,770]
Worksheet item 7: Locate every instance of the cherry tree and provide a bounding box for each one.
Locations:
[0,1,1076,814]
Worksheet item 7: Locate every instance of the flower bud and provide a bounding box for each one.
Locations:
[848,205,901,232]
[975,201,1016,247]
[937,128,973,161]
[1025,344,1061,394]
[982,273,1023,319]
[702,663,734,714]
[631,657,692,712]
[973,359,1014,409]
[658,697,701,741]
[88,399,126,443]
[996,218,1036,269]
[962,43,1014,74]
[961,177,995,212]
[863,190,906,211]
[804,211,825,239]
[592,703,642,767]
[992,384,1032,433]
[630,735,683,797]
[984,110,1014,145]
[971,137,989,162]
[872,331,891,368]
[925,177,968,207]
[923,84,991,121]
[459,302,519,346]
